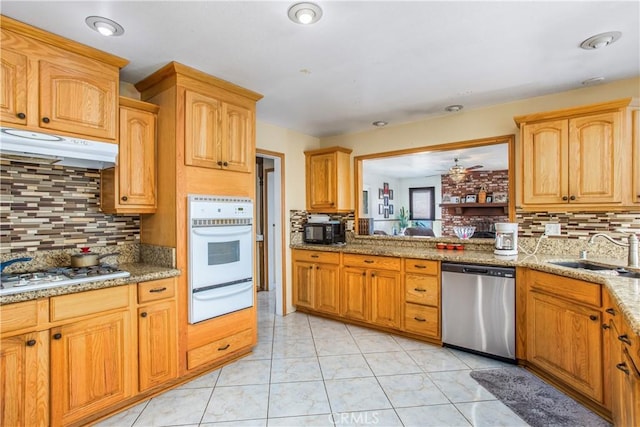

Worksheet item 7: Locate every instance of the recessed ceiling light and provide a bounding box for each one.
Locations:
[288,2,323,25]
[85,16,124,37]
[445,105,463,113]
[372,121,388,127]
[582,77,606,86]
[580,31,621,50]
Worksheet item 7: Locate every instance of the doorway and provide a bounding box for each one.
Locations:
[255,150,286,316]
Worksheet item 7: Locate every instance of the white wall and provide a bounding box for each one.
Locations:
[255,121,320,314]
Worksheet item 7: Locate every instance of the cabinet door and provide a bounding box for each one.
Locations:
[315,263,340,315]
[185,89,223,168]
[0,48,28,125]
[341,267,368,321]
[632,108,640,204]
[293,261,315,309]
[527,291,603,402]
[118,105,157,208]
[307,152,336,210]
[0,331,48,427]
[50,311,134,426]
[370,269,401,329]
[222,102,253,173]
[138,301,177,392]
[39,59,117,140]
[521,119,569,204]
[569,112,622,204]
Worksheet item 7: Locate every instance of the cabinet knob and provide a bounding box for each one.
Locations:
[16,112,26,119]
[223,161,228,167]
[562,196,569,201]
[53,333,62,340]
[618,334,632,345]
[316,266,319,270]
[602,324,611,330]
[606,308,616,315]
[589,315,598,321]
[121,196,128,202]
[569,195,576,201]
[26,339,36,347]
[42,117,50,123]
[309,266,313,270]
[141,312,148,318]
[362,272,366,276]
[217,161,223,166]
[371,272,376,277]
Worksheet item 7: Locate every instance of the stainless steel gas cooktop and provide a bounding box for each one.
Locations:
[0,265,130,296]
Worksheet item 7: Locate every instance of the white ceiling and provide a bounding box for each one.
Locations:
[363,143,508,179]
[2,1,638,138]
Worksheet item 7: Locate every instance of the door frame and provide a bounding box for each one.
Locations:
[256,149,287,316]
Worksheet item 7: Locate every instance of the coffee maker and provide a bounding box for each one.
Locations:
[494,223,518,256]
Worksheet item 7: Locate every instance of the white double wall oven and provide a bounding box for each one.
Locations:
[188,194,254,324]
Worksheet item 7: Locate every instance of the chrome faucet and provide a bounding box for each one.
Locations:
[588,233,639,268]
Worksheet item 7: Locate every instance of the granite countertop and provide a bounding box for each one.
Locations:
[0,262,181,305]
[292,243,640,335]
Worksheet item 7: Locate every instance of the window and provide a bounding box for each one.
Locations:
[409,187,435,220]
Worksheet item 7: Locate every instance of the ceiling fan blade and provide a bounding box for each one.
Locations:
[465,165,483,171]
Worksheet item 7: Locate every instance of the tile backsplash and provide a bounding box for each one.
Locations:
[517,210,640,239]
[1,160,140,254]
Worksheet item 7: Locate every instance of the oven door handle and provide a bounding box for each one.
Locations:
[193,281,253,300]
[192,226,252,237]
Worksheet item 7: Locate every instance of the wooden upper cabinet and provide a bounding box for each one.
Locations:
[515,98,632,210]
[101,98,159,214]
[185,89,253,173]
[305,146,353,213]
[0,18,127,140]
[632,108,640,204]
[0,47,28,125]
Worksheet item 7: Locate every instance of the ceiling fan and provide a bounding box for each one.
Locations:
[447,158,483,183]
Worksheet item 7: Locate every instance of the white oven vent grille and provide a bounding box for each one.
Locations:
[192,218,252,227]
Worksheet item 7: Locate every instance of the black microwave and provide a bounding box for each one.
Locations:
[303,221,345,244]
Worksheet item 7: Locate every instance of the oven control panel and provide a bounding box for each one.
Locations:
[188,194,253,221]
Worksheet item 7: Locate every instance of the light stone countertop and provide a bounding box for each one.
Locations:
[0,263,181,305]
[292,242,640,336]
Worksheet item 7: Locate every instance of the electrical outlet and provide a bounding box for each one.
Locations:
[545,223,561,236]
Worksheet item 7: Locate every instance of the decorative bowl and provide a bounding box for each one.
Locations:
[453,226,475,240]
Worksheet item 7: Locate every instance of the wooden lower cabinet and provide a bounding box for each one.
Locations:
[342,266,368,321]
[138,300,178,392]
[292,249,341,315]
[370,269,401,328]
[50,310,135,426]
[0,331,48,427]
[403,259,440,339]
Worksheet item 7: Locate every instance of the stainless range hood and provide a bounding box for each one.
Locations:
[0,127,118,169]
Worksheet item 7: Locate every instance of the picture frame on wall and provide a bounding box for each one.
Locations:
[486,195,493,203]
[379,204,384,214]
[389,189,394,200]
[383,206,389,218]
[493,192,508,203]
[389,204,394,215]
[465,194,477,203]
[378,189,384,199]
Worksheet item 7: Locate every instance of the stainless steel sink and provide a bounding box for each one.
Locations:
[549,261,640,279]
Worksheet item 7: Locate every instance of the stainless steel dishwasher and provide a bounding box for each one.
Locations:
[441,262,516,361]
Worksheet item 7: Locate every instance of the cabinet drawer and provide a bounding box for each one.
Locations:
[343,254,401,270]
[404,303,439,338]
[405,275,439,306]
[0,300,38,334]
[138,278,176,303]
[293,250,340,264]
[187,328,255,370]
[405,259,439,275]
[50,286,129,322]
[529,271,601,307]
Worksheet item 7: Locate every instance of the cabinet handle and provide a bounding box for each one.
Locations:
[141,312,148,318]
[371,272,376,277]
[414,288,427,293]
[310,255,319,258]
[121,196,128,202]
[42,117,50,123]
[413,265,427,269]
[218,344,230,351]
[309,266,313,270]
[602,324,611,330]
[316,266,319,270]
[618,334,632,345]
[414,317,426,322]
[606,308,616,315]
[362,272,366,276]
[217,161,223,166]
[223,161,228,167]
[149,287,167,293]
[616,362,630,375]
[569,195,576,201]
[562,196,568,201]
[589,315,598,321]
[16,112,26,119]
[26,339,36,347]
[364,260,374,264]
[53,333,62,340]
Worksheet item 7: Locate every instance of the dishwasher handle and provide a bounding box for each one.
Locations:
[462,267,489,274]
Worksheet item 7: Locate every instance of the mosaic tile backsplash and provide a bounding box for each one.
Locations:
[1,160,140,254]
